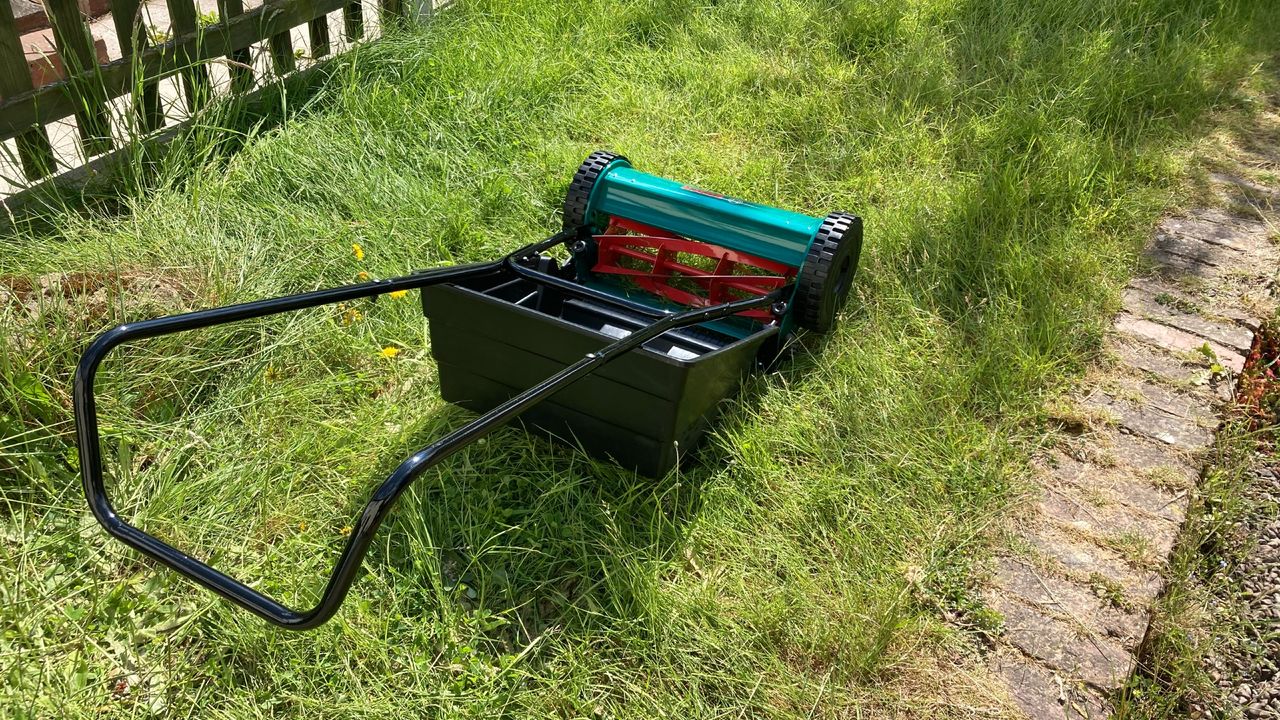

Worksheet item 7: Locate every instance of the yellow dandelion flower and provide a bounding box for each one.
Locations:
[356,271,370,281]
[298,521,307,532]
[340,525,353,537]
[341,308,363,326]
[352,243,365,261]
[388,290,408,300]
[380,346,401,358]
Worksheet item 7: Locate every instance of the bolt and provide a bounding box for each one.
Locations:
[570,241,588,254]
[770,301,788,317]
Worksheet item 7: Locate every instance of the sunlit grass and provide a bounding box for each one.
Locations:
[2,0,1279,716]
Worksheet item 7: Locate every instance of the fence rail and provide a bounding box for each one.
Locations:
[0,0,422,198]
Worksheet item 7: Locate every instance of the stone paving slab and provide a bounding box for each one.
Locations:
[1121,286,1254,353]
[1157,228,1264,272]
[1113,313,1246,372]
[1152,230,1243,272]
[988,593,1132,690]
[1110,338,1231,402]
[992,557,1147,643]
[1038,483,1180,560]
[1210,171,1280,209]
[1128,276,1261,330]
[1161,213,1273,254]
[1081,385,1214,449]
[1026,525,1163,600]
[1045,447,1189,525]
[986,147,1278,716]
[992,648,1110,720]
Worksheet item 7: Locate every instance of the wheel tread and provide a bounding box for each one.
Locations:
[794,212,863,333]
[563,150,624,231]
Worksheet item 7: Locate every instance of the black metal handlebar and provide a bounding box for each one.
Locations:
[74,237,785,630]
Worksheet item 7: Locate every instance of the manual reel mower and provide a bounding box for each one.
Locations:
[73,151,862,629]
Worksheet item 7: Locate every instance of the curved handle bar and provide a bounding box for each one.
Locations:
[74,239,785,629]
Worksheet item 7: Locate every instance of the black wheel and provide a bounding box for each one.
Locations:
[563,150,627,232]
[794,212,863,334]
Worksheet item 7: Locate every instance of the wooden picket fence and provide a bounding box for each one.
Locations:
[0,0,424,199]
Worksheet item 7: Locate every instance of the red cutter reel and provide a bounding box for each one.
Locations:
[591,216,795,321]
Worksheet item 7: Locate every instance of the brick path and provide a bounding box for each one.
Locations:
[986,105,1280,718]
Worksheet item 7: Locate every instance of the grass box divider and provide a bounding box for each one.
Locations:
[423,271,777,477]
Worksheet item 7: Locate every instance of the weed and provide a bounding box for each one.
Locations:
[1155,291,1201,315]
[1089,572,1131,610]
[147,25,170,45]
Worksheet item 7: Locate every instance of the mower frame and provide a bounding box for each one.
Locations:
[73,232,787,630]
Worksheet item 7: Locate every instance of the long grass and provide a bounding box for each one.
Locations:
[3,0,1279,716]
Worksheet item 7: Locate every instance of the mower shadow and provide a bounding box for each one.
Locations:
[337,344,813,650]
[346,398,719,644]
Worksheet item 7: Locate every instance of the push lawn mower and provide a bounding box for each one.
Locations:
[73,151,863,629]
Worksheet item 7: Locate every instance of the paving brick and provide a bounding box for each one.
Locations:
[986,592,1133,690]
[1159,213,1273,255]
[994,557,1147,645]
[10,0,46,34]
[1028,525,1162,603]
[8,0,113,35]
[1121,286,1254,353]
[1082,383,1213,450]
[18,28,111,89]
[1113,313,1246,372]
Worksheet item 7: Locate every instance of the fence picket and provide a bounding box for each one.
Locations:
[0,0,56,179]
[268,31,295,75]
[1,0,420,199]
[1,0,352,144]
[380,0,402,27]
[217,0,254,94]
[44,0,113,155]
[343,2,363,41]
[111,0,163,133]
[165,0,212,112]
[308,15,330,58]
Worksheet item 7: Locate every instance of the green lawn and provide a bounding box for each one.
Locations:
[3,0,1279,716]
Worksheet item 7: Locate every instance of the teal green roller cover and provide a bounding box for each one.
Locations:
[586,165,824,268]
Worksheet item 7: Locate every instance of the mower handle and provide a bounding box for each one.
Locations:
[74,239,785,630]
